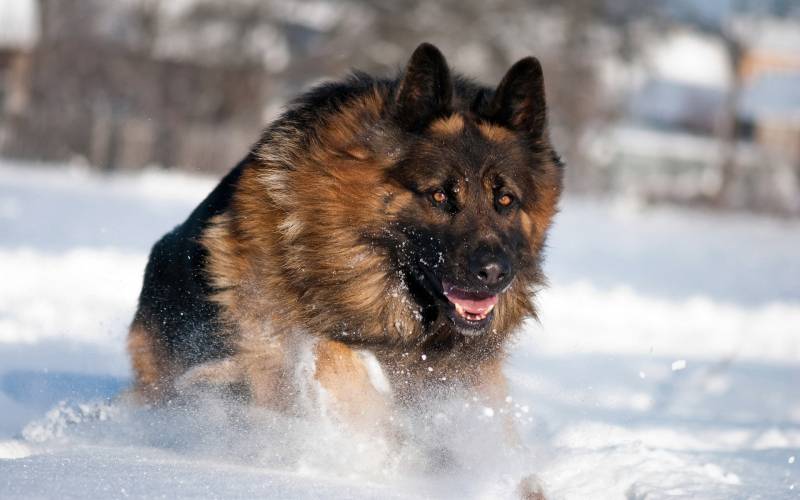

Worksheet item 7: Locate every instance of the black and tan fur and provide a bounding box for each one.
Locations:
[128,44,562,457]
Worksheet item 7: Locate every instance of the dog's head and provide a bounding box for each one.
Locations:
[258,43,562,342]
[378,44,563,337]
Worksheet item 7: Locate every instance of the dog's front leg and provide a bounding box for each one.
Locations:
[472,358,547,500]
[471,357,522,447]
[313,339,394,438]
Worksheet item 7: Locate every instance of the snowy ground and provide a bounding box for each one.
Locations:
[0,159,798,499]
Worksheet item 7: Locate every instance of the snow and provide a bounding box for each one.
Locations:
[1,159,799,498]
[0,0,39,50]
[644,28,731,89]
[671,360,687,371]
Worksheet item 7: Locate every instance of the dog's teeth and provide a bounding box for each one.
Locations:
[453,302,494,321]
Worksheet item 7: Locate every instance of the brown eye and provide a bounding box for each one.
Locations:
[497,194,514,207]
[432,190,447,204]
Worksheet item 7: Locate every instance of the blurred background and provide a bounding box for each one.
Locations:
[0,2,798,497]
[1,0,800,214]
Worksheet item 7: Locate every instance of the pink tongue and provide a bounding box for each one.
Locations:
[444,293,498,314]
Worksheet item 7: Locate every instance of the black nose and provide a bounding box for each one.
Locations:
[477,262,506,285]
[469,248,512,288]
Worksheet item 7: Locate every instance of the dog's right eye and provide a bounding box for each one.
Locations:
[431,190,447,204]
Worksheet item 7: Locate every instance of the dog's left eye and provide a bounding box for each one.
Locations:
[497,194,514,207]
[431,190,447,204]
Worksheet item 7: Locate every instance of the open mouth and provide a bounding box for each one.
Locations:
[408,263,505,334]
[442,281,498,326]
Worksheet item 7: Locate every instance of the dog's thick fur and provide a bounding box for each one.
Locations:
[128,44,562,446]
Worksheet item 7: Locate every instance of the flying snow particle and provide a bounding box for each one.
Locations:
[639,371,646,379]
[789,455,796,464]
[671,360,687,371]
[482,407,495,418]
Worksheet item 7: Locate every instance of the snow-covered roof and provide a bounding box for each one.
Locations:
[643,28,731,89]
[732,16,800,55]
[0,0,39,50]
[151,0,354,70]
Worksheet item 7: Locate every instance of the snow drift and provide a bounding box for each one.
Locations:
[0,160,798,498]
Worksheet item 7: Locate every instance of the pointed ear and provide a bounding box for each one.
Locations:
[395,43,453,131]
[488,57,547,139]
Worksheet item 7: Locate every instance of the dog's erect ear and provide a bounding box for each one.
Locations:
[395,43,453,131]
[488,57,547,139]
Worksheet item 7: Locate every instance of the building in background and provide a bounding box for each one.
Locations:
[1,0,281,172]
[0,0,797,214]
[0,1,39,145]
[738,16,800,170]
[595,15,800,214]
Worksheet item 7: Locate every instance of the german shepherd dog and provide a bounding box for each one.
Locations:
[128,43,561,491]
